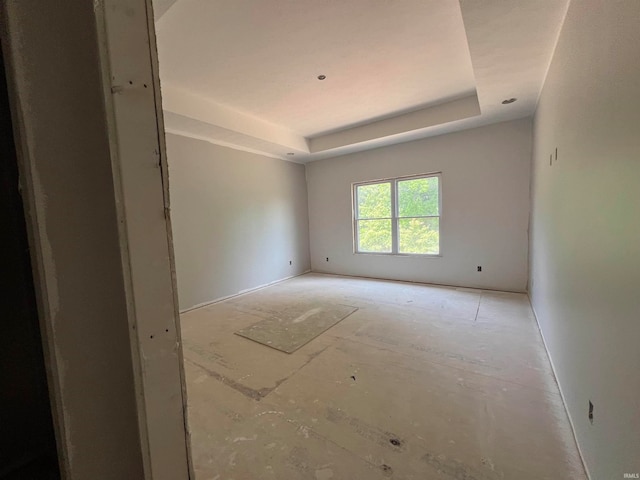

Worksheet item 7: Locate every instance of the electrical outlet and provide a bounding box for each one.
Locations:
[289,260,292,265]
[326,257,329,262]
[589,400,594,424]
[477,266,482,272]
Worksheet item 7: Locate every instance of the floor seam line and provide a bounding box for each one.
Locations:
[474,291,482,322]
[260,346,331,401]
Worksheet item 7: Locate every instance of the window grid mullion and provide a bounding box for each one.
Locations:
[391,180,398,254]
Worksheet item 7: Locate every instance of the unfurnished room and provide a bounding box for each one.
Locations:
[0,1,638,479]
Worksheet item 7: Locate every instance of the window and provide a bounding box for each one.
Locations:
[353,173,440,255]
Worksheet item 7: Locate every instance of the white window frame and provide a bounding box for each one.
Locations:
[352,172,442,256]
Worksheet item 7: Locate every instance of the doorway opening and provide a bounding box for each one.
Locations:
[0,45,61,480]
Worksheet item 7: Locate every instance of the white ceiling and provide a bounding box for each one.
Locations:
[155,0,569,162]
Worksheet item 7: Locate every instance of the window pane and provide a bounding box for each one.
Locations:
[398,217,439,254]
[357,219,392,253]
[397,177,439,217]
[356,182,391,219]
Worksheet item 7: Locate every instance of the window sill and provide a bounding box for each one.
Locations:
[353,252,442,258]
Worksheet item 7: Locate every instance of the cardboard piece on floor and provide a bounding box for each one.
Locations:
[235,303,358,353]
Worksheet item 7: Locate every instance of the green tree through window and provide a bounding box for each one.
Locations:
[354,174,440,255]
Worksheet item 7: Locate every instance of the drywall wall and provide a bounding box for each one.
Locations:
[529,1,640,478]
[2,0,192,478]
[167,133,311,310]
[1,1,144,477]
[306,118,532,292]
[96,0,192,477]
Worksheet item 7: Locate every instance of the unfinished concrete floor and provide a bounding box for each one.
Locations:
[181,273,586,480]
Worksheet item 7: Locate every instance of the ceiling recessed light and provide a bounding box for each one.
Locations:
[287,152,295,156]
[502,98,517,104]
[317,75,326,80]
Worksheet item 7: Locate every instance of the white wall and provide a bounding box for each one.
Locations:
[306,118,532,292]
[529,1,640,478]
[167,134,311,310]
